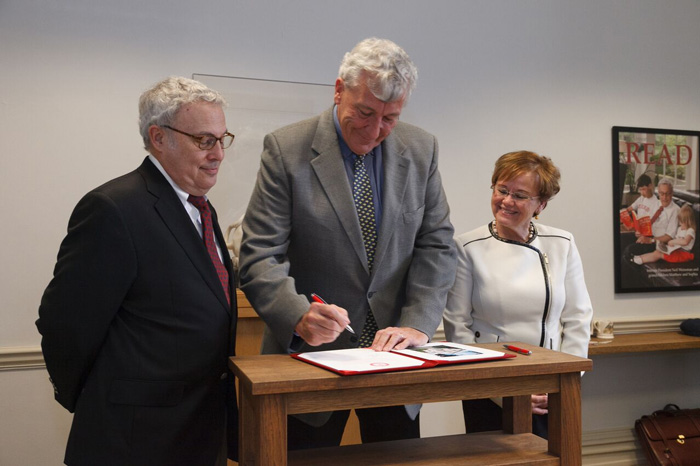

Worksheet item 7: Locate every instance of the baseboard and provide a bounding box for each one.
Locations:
[582,427,647,465]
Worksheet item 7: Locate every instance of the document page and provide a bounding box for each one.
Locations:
[293,348,429,374]
[392,341,505,362]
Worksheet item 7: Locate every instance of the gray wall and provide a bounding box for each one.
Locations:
[1,1,699,464]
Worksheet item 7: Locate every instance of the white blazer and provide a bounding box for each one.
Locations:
[443,222,593,359]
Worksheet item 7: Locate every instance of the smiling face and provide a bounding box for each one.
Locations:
[334,75,405,155]
[149,101,227,196]
[657,183,674,207]
[491,171,547,241]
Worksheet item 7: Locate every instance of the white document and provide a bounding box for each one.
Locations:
[392,341,505,362]
[293,348,428,374]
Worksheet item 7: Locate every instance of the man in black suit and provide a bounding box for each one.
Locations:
[37,76,238,466]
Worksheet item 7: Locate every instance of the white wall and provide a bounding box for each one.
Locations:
[2,1,699,464]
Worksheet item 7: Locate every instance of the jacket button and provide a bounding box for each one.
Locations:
[475,331,480,338]
[368,291,375,299]
[220,372,227,380]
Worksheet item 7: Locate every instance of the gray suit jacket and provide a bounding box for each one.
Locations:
[239,107,456,421]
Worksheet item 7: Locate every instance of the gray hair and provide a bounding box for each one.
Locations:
[338,38,418,103]
[657,177,675,191]
[138,76,226,150]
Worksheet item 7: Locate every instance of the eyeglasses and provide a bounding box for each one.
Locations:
[163,125,235,150]
[492,185,539,202]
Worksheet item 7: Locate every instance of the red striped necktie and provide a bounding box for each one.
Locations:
[188,195,230,306]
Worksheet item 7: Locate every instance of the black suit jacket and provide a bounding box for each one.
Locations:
[37,157,237,465]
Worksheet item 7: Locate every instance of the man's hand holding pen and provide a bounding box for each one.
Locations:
[300,293,428,351]
[295,296,352,346]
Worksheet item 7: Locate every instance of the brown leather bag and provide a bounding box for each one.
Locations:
[635,404,700,465]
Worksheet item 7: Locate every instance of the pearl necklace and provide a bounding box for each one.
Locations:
[492,220,535,243]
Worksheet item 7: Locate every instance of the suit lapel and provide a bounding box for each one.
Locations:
[310,109,369,272]
[138,159,232,314]
[374,130,410,272]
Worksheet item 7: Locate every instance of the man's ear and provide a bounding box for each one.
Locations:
[334,78,344,105]
[149,125,166,151]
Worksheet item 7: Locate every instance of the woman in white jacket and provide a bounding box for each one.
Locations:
[443,150,593,438]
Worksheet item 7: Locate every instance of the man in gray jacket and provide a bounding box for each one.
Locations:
[239,38,456,449]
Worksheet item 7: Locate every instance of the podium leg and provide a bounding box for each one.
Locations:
[238,383,256,466]
[256,394,286,465]
[549,372,582,465]
[503,395,531,433]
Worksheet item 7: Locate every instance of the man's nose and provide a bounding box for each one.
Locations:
[210,141,225,159]
[365,116,383,139]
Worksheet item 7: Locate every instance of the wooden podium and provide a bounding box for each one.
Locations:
[229,343,592,466]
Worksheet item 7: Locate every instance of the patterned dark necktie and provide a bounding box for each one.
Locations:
[188,195,230,306]
[650,206,664,224]
[352,154,379,347]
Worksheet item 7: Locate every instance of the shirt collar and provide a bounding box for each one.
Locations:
[148,154,206,208]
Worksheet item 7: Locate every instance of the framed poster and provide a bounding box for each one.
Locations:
[613,126,700,293]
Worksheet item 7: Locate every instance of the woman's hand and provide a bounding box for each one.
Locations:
[531,394,548,415]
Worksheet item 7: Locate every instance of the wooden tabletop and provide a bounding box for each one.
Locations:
[588,331,700,355]
[229,342,592,396]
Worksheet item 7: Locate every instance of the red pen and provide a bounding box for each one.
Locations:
[503,344,532,356]
[311,293,356,335]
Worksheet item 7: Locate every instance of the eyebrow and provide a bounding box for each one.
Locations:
[356,104,375,114]
[496,184,532,194]
[356,104,400,119]
[196,130,229,137]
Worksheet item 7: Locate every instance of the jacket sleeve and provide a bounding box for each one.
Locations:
[559,234,593,358]
[238,133,310,351]
[36,191,137,411]
[443,236,477,344]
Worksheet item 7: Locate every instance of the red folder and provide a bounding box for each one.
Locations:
[292,342,515,376]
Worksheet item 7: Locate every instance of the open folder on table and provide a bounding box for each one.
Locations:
[292,341,515,376]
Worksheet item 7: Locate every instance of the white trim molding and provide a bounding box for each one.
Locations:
[6,316,689,370]
[434,315,690,341]
[0,346,44,370]
[609,315,690,334]
[15,330,462,370]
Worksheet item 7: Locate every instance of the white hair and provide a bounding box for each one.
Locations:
[657,177,675,191]
[338,38,418,103]
[138,76,226,150]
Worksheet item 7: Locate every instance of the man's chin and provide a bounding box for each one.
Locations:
[349,142,379,155]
